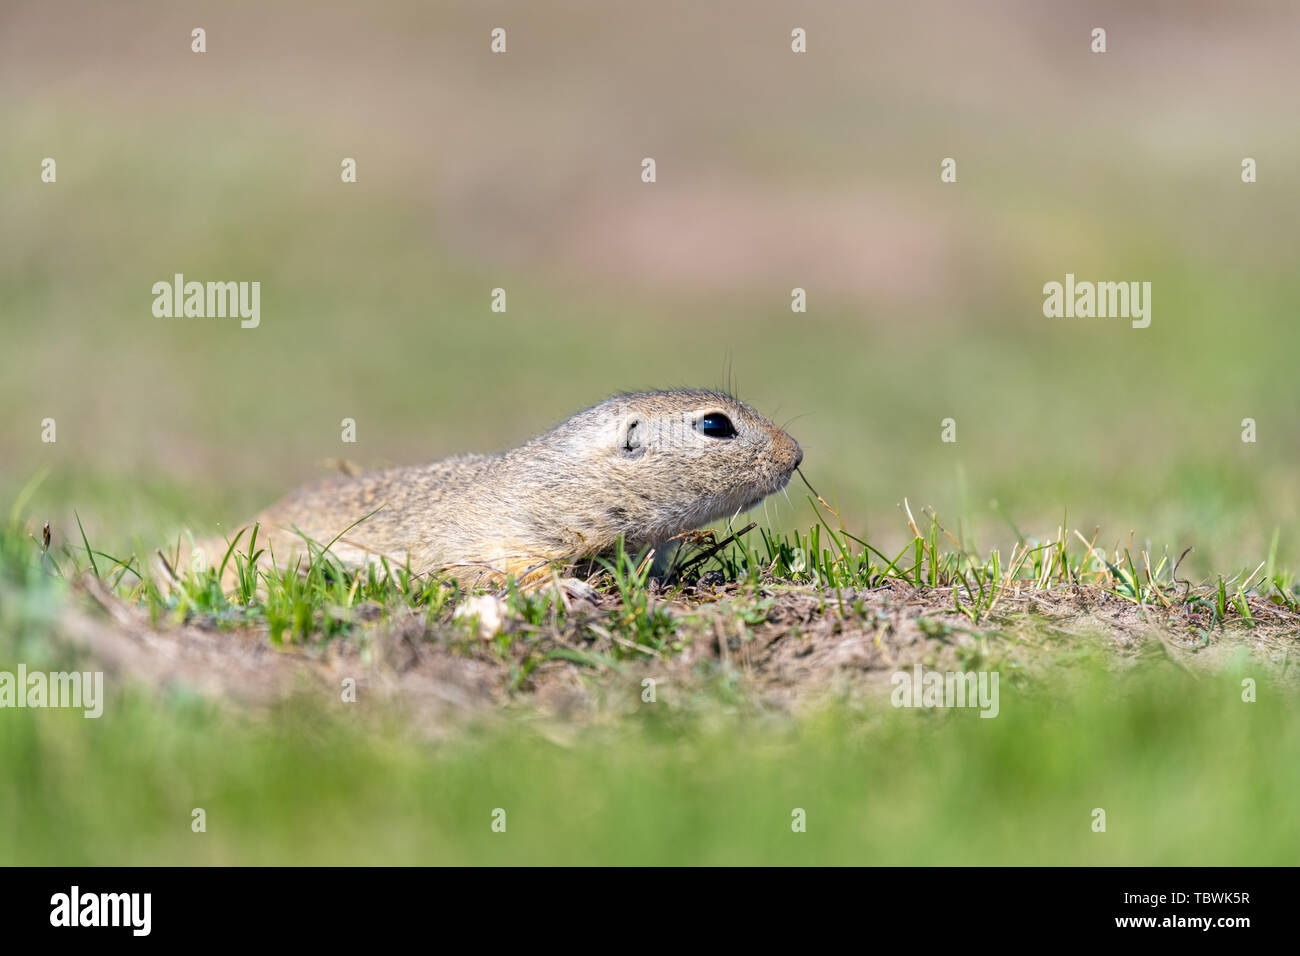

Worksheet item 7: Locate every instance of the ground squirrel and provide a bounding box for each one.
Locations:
[213,389,802,586]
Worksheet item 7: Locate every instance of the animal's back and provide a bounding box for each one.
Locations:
[253,454,501,577]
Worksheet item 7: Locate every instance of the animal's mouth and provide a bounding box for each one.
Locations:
[694,466,799,528]
[734,469,797,515]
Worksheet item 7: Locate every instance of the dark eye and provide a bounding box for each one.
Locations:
[698,413,737,439]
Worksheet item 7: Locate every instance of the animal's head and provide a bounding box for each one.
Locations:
[538,389,803,545]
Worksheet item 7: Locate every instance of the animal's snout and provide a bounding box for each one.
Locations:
[773,429,802,471]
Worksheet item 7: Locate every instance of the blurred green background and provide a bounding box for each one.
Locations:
[2,0,1298,572]
[4,667,1298,865]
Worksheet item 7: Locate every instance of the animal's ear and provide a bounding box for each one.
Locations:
[620,417,645,458]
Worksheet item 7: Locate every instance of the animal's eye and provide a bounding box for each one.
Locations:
[698,413,737,439]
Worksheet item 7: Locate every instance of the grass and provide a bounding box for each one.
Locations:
[9,468,1297,670]
[11,499,1296,661]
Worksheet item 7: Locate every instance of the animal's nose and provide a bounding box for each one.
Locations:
[774,428,802,470]
[785,435,803,469]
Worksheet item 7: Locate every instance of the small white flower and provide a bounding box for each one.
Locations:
[454,594,507,639]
